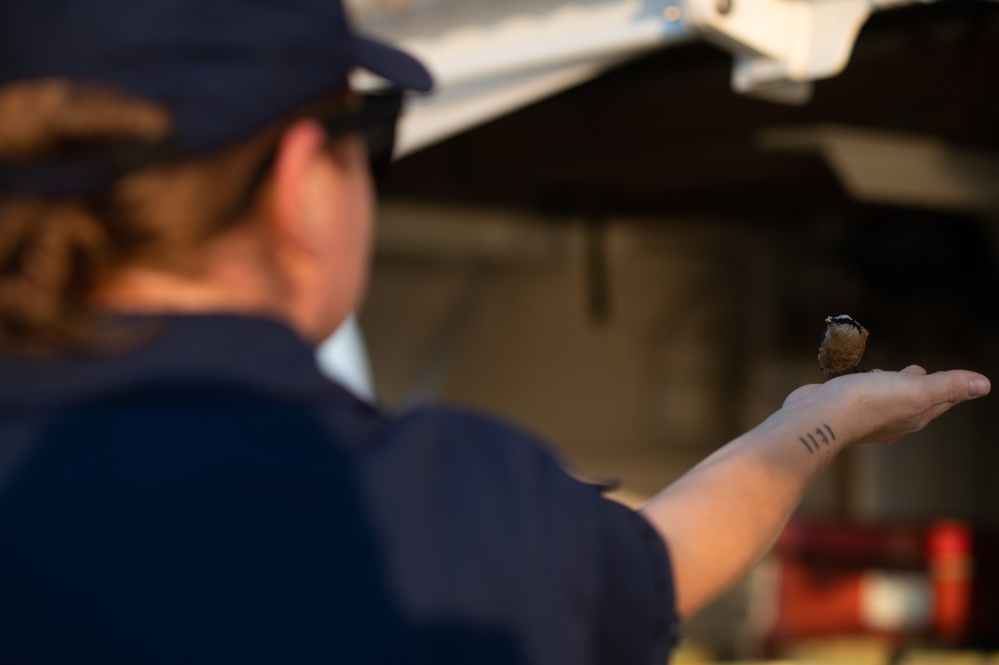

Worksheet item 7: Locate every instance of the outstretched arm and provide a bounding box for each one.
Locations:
[639,366,991,618]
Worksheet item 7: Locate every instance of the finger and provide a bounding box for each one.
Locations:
[926,370,991,405]
[901,365,927,376]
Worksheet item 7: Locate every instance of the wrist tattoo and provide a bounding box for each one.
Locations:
[798,424,836,454]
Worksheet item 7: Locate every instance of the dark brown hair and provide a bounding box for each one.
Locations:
[0,79,344,355]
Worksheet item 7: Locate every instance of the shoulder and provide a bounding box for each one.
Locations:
[358,404,581,504]
[354,404,679,663]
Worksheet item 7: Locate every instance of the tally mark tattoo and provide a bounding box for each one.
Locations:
[798,424,836,454]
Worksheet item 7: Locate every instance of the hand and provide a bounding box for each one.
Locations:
[782,365,990,446]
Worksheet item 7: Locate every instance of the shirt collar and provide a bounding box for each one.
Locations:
[0,314,360,409]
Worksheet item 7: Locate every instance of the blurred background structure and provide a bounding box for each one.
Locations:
[332,0,999,660]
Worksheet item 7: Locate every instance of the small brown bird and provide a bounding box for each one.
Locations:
[818,314,869,376]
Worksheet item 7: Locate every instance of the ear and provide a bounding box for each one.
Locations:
[266,118,329,250]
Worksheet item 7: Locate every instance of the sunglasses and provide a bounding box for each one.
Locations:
[318,89,404,172]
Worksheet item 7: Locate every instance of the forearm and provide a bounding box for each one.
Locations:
[639,401,848,618]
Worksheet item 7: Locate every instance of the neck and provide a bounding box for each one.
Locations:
[95,269,280,315]
[92,228,292,325]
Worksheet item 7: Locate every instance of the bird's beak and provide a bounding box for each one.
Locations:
[824,317,832,324]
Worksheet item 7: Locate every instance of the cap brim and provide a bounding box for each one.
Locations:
[353,34,434,93]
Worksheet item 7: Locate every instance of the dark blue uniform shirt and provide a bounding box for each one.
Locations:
[0,314,677,664]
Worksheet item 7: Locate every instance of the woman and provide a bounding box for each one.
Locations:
[0,0,989,662]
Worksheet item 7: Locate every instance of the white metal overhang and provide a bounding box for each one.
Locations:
[348,0,962,159]
[350,0,694,156]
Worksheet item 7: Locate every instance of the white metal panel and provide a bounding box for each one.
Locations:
[351,0,693,153]
[683,0,939,101]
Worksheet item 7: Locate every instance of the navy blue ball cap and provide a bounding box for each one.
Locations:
[354,34,435,95]
[0,0,433,196]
